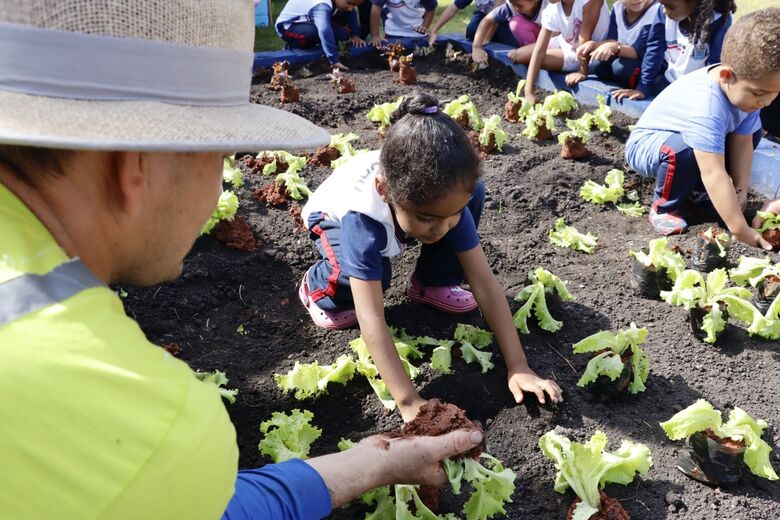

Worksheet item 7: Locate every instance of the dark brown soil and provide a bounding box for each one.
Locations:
[122,48,780,519]
[468,130,496,157]
[703,429,747,450]
[280,83,300,103]
[566,492,631,520]
[504,100,521,122]
[398,61,417,85]
[215,216,260,252]
[532,121,553,141]
[763,228,780,250]
[402,398,483,458]
[288,203,306,233]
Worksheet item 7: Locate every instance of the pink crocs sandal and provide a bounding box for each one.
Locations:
[406,277,478,314]
[298,272,357,330]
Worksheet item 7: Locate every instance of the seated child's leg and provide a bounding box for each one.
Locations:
[546,36,575,72]
[508,15,540,47]
[465,11,487,41]
[492,21,519,47]
[650,133,702,235]
[588,57,616,82]
[610,58,643,90]
[280,22,320,49]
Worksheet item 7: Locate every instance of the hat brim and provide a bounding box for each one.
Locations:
[0,90,329,152]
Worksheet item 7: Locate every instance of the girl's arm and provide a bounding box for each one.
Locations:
[524,27,553,104]
[370,3,385,47]
[579,0,604,45]
[471,14,498,63]
[350,277,427,421]
[457,246,563,405]
[420,7,436,32]
[429,4,460,45]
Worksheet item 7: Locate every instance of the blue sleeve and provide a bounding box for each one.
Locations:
[421,0,438,11]
[606,10,618,41]
[372,0,387,6]
[340,212,389,281]
[488,4,512,23]
[707,14,731,65]
[444,208,480,252]
[222,459,332,520]
[454,0,472,9]
[636,16,665,96]
[734,111,761,136]
[309,3,340,64]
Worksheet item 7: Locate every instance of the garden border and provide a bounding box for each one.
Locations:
[253,33,780,199]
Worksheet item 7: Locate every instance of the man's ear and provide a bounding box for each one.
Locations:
[375,174,390,202]
[108,151,146,216]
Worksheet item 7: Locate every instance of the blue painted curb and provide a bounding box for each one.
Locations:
[253,33,779,199]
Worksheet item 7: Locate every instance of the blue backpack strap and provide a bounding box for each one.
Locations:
[0,259,105,327]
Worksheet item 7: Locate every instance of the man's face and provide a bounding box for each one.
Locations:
[722,69,780,113]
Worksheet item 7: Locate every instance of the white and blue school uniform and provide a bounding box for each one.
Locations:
[625,66,762,216]
[541,0,610,72]
[276,0,360,64]
[302,151,482,311]
[663,11,731,84]
[371,0,438,38]
[590,1,665,96]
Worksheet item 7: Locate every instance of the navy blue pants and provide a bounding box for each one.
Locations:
[652,131,763,215]
[306,182,485,311]
[589,57,642,90]
[466,12,517,47]
[279,13,353,49]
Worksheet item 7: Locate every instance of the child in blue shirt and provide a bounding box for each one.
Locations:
[299,93,563,422]
[625,8,780,249]
[470,0,549,64]
[276,0,366,70]
[578,0,665,101]
[370,0,438,45]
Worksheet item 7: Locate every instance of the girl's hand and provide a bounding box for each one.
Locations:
[733,225,774,251]
[575,40,598,60]
[472,46,489,64]
[351,36,367,48]
[612,88,645,101]
[565,71,587,86]
[524,88,538,105]
[427,31,438,47]
[590,41,619,62]
[371,34,385,48]
[507,368,563,405]
[332,62,350,71]
[753,199,780,228]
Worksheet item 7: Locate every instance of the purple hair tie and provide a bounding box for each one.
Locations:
[422,105,438,114]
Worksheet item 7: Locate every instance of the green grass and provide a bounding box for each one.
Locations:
[254,0,776,52]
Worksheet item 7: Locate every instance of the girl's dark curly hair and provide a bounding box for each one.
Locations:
[684,0,736,46]
[379,92,482,207]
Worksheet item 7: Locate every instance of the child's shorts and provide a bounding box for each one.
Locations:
[548,35,579,72]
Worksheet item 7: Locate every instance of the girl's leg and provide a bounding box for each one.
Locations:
[508,45,564,69]
[279,22,319,49]
[650,133,701,235]
[588,57,616,83]
[465,12,486,41]
[508,15,540,47]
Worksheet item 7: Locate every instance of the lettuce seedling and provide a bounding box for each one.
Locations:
[258,409,322,462]
[329,132,360,157]
[331,148,371,169]
[729,256,780,287]
[367,96,404,135]
[722,291,780,340]
[201,190,239,235]
[194,369,239,403]
[506,79,526,105]
[521,104,555,140]
[586,95,612,133]
[504,80,532,123]
[454,323,495,373]
[756,211,780,234]
[572,323,650,394]
[443,453,516,520]
[661,399,778,480]
[616,202,645,217]
[539,430,653,520]
[258,150,307,176]
[444,94,483,131]
[549,218,598,254]
[541,90,578,116]
[274,354,357,400]
[222,156,244,189]
[478,115,509,152]
[629,238,685,283]
[513,268,575,334]
[557,117,591,146]
[580,169,624,205]
[275,169,312,200]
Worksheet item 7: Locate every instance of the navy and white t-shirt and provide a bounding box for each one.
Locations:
[302,151,480,281]
[664,12,731,83]
[372,0,438,38]
[489,0,548,24]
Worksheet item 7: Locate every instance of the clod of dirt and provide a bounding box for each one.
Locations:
[382,43,405,72]
[280,83,300,103]
[561,137,593,160]
[453,111,471,130]
[308,146,341,167]
[504,100,522,123]
[162,342,181,356]
[253,182,289,207]
[530,121,553,141]
[289,202,307,233]
[336,77,356,94]
[403,399,483,458]
[267,61,291,91]
[248,152,288,175]
[566,492,630,520]
[702,428,746,449]
[215,216,260,252]
[397,56,417,85]
[763,229,780,250]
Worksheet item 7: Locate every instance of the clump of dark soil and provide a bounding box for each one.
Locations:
[763,228,780,250]
[397,55,417,85]
[253,182,289,206]
[504,100,522,122]
[308,146,340,167]
[468,130,495,156]
[561,137,593,160]
[289,202,307,233]
[280,83,300,103]
[566,492,630,520]
[215,216,260,252]
[403,398,483,458]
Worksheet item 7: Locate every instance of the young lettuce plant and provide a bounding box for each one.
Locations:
[513,268,575,334]
[580,168,624,204]
[539,429,652,520]
[200,190,239,235]
[274,354,357,400]
[756,211,780,249]
[443,453,517,520]
[572,323,650,394]
[628,238,686,298]
[476,115,509,154]
[275,169,312,200]
[222,156,244,189]
[722,290,780,340]
[520,104,555,140]
[367,96,405,136]
[443,94,483,131]
[729,256,780,314]
[504,79,532,123]
[454,323,495,373]
[541,90,578,116]
[258,150,307,176]
[581,95,612,133]
[558,117,592,160]
[194,370,239,403]
[330,132,360,157]
[258,409,321,463]
[548,218,598,254]
[660,399,778,483]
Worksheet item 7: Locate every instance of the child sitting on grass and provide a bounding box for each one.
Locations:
[520,0,610,103]
[470,0,549,64]
[578,0,665,101]
[370,0,438,46]
[429,0,520,48]
[625,8,780,249]
[299,92,563,421]
[276,0,366,71]
[658,0,734,88]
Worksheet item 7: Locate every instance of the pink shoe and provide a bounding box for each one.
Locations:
[406,277,478,314]
[298,271,357,330]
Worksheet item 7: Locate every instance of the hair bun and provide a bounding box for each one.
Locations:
[390,92,440,123]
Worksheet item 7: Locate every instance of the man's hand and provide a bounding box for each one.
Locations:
[575,40,599,60]
[508,368,563,405]
[733,225,774,250]
[350,36,367,48]
[565,71,587,86]
[752,199,780,228]
[370,34,385,48]
[472,46,489,64]
[612,88,645,101]
[590,41,619,62]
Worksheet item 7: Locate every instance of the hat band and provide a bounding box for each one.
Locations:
[0,22,252,106]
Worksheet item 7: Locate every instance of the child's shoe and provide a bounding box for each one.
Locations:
[649,207,688,236]
[406,276,478,314]
[298,271,357,330]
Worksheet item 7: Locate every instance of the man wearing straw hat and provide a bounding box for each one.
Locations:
[0,1,483,518]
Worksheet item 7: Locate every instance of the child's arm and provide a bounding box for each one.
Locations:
[524,27,553,105]
[457,246,563,405]
[416,3,438,34]
[310,3,349,69]
[428,3,460,46]
[727,132,755,212]
[613,15,665,101]
[351,277,428,421]
[346,9,367,47]
[695,147,773,250]
[370,2,385,47]
[471,13,498,64]
[567,0,605,84]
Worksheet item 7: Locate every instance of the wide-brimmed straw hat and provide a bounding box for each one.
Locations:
[0,0,328,151]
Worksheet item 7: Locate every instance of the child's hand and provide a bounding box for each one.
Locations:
[413,25,429,35]
[590,41,619,62]
[507,368,563,405]
[350,36,367,48]
[524,87,539,105]
[612,88,645,101]
[399,397,428,423]
[575,40,598,61]
[472,47,489,64]
[370,35,385,48]
[733,225,774,250]
[333,62,350,71]
[752,199,780,227]
[565,71,587,86]
[427,31,438,47]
